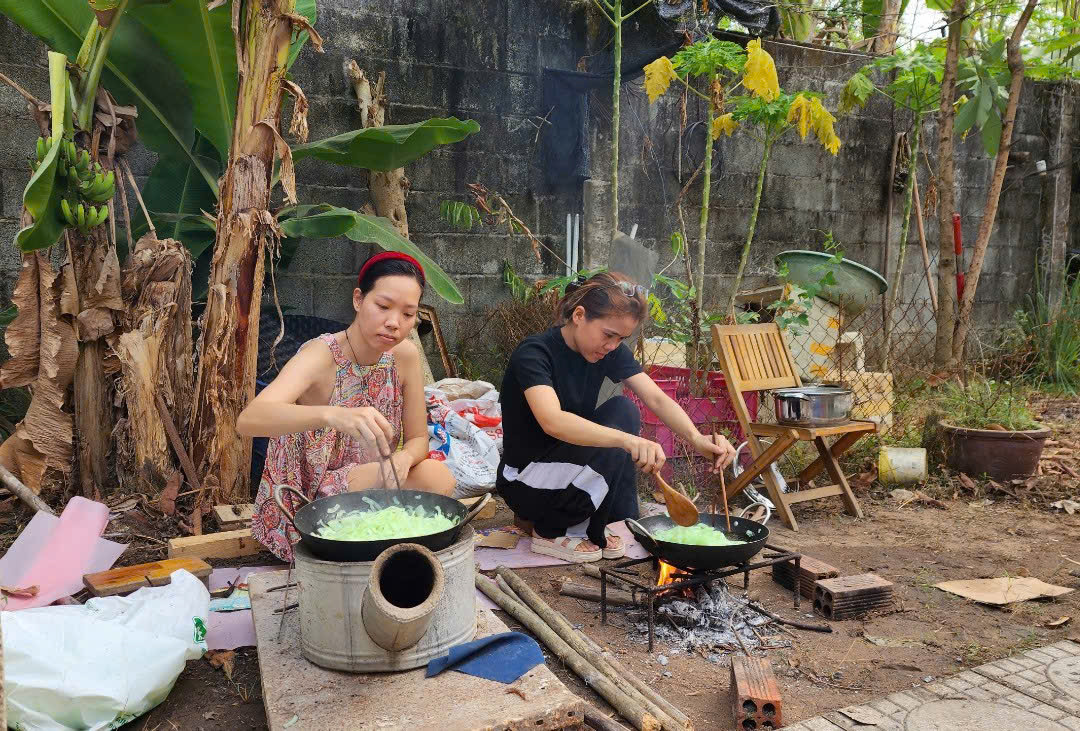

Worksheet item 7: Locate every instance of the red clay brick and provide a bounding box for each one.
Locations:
[731,656,783,729]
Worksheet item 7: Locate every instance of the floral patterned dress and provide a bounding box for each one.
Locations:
[251,333,403,562]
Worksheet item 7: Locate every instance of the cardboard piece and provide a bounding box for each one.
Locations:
[935,577,1075,605]
[476,529,520,549]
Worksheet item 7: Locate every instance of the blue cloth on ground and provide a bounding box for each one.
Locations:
[425,631,544,684]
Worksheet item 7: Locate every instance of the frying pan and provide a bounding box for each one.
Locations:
[274,486,491,562]
[624,514,769,571]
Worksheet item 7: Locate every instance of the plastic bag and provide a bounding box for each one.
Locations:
[426,386,502,499]
[3,569,210,730]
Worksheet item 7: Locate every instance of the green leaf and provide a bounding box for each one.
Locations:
[840,72,874,115]
[670,232,684,256]
[293,117,481,171]
[288,0,317,69]
[981,109,1002,157]
[14,140,66,252]
[439,200,482,229]
[861,0,884,40]
[0,0,217,193]
[125,0,237,161]
[278,204,358,238]
[954,94,979,135]
[975,85,992,127]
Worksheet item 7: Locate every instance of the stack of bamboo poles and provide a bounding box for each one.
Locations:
[476,567,693,731]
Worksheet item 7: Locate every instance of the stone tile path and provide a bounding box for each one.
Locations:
[785,640,1080,730]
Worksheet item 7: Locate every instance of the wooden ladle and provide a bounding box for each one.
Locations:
[652,473,699,527]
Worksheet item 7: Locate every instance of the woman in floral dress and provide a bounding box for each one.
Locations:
[240,253,455,561]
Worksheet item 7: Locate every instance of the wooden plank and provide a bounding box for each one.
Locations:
[168,528,261,560]
[213,503,254,529]
[84,557,212,597]
[796,430,867,485]
[459,495,496,521]
[249,571,586,731]
[783,485,845,504]
[751,420,876,441]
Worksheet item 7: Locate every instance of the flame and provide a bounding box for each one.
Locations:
[656,560,688,587]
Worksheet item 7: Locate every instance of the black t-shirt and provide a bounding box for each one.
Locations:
[499,327,642,469]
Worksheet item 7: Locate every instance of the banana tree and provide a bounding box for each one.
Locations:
[4,0,478,505]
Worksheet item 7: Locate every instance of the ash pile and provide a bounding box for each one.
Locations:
[635,581,791,663]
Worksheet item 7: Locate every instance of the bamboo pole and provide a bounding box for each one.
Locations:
[476,574,661,731]
[0,463,55,515]
[912,180,938,311]
[586,707,632,731]
[560,580,638,606]
[497,568,690,731]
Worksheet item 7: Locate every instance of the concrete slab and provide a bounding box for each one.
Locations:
[250,570,586,731]
[1049,656,1080,701]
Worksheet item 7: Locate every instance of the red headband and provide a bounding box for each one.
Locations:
[357,251,425,286]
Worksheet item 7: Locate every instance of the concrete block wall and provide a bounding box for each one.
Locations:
[0,4,1071,365]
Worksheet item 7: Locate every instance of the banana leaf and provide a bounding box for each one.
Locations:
[15,140,66,252]
[279,205,464,304]
[292,118,480,171]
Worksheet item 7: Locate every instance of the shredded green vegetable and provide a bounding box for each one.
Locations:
[315,503,458,541]
[654,523,747,546]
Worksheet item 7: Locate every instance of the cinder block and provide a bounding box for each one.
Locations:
[813,573,894,619]
[731,656,783,730]
[772,555,840,599]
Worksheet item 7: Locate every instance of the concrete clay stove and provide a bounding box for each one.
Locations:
[294,525,477,672]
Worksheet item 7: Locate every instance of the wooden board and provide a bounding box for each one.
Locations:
[167,528,261,560]
[459,495,497,521]
[83,557,213,597]
[213,503,255,529]
[249,570,587,731]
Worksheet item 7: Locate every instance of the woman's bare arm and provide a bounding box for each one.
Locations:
[236,340,334,438]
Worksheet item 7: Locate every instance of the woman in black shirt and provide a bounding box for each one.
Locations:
[497,271,736,563]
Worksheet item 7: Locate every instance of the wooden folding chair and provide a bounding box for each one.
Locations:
[711,323,877,530]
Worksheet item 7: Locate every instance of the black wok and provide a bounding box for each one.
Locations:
[274,486,490,562]
[625,514,769,571]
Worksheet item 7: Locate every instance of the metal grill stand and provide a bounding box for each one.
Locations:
[599,545,802,651]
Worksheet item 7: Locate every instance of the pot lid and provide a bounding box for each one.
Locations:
[773,386,853,396]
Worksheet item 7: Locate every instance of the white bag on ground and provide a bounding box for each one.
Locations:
[426,386,502,499]
[3,569,210,730]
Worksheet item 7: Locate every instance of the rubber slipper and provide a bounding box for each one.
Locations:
[530,534,601,563]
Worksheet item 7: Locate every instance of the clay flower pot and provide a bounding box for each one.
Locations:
[941,422,1051,481]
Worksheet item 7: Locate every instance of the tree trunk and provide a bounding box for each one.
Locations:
[190,0,299,504]
[951,0,1039,365]
[872,0,902,54]
[727,138,773,317]
[883,122,920,372]
[611,0,622,236]
[347,62,436,384]
[68,221,122,500]
[933,0,966,369]
[116,234,194,493]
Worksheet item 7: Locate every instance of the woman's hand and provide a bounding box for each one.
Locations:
[380,451,412,488]
[622,434,666,474]
[325,406,395,457]
[693,432,736,472]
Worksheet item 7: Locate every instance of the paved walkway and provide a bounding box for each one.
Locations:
[786,639,1080,730]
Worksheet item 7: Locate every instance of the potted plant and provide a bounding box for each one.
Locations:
[936,377,1050,481]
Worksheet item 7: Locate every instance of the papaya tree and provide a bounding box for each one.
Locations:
[2,0,478,506]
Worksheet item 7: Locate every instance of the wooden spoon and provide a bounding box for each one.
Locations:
[652,473,699,527]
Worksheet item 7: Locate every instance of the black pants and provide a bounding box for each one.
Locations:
[496,396,641,548]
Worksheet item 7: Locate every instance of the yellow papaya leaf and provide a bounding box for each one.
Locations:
[786,94,812,139]
[809,97,841,154]
[643,57,678,103]
[711,113,738,139]
[743,39,779,101]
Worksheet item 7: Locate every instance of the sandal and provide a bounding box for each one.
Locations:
[602,530,625,560]
[530,533,602,563]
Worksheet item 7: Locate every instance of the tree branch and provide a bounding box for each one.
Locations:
[591,0,617,26]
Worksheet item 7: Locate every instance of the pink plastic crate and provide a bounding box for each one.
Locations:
[624,365,760,484]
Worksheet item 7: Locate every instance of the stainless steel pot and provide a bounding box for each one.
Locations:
[773,385,853,426]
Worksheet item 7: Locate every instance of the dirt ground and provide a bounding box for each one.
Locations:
[4,398,1076,730]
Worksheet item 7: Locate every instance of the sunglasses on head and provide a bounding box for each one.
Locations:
[615,281,648,298]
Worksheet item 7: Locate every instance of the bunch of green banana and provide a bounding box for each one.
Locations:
[60,199,109,234]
